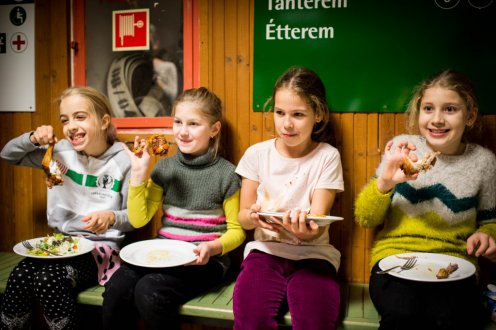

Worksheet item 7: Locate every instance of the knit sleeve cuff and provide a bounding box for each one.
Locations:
[477,222,496,240]
[127,179,163,228]
[218,190,246,255]
[370,178,395,197]
[354,178,393,228]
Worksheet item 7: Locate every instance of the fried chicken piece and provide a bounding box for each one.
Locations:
[400,151,441,175]
[41,143,63,189]
[436,263,458,279]
[148,134,169,155]
[133,134,170,156]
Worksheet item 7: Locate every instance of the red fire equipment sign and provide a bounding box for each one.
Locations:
[112,8,149,51]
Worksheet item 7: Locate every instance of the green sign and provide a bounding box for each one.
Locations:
[253,0,496,113]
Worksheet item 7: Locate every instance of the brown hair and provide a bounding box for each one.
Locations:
[172,87,223,158]
[57,86,117,145]
[264,67,336,144]
[405,70,480,140]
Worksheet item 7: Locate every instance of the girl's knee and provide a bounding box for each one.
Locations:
[233,308,279,330]
[33,264,74,289]
[134,276,179,311]
[106,265,139,289]
[233,289,281,330]
[10,260,37,280]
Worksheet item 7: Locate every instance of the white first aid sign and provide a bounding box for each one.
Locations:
[0,0,35,112]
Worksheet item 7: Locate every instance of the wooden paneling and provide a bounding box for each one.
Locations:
[1,0,496,288]
[197,0,496,284]
[0,0,70,251]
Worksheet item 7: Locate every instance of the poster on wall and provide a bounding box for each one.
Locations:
[253,0,496,113]
[0,0,35,112]
[86,0,183,118]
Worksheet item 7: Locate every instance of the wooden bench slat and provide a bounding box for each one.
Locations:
[0,252,24,266]
[345,282,363,319]
[0,252,24,292]
[338,283,380,329]
[187,280,234,308]
[76,286,105,306]
[362,286,379,319]
[180,281,238,322]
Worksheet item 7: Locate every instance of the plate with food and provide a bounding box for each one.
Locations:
[257,211,343,227]
[13,234,95,259]
[378,252,476,282]
[120,239,197,268]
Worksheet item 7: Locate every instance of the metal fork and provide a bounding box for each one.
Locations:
[22,240,61,256]
[376,257,417,274]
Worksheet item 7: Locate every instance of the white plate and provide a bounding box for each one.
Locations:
[257,211,343,227]
[13,236,95,259]
[378,252,476,282]
[120,239,197,268]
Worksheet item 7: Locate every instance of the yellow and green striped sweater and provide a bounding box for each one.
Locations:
[354,135,496,270]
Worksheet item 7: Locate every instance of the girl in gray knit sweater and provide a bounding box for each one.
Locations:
[102,87,245,330]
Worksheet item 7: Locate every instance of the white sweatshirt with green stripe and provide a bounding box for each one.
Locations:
[0,132,133,249]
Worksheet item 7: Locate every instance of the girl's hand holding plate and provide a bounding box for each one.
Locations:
[467,232,496,262]
[190,240,222,265]
[277,208,319,241]
[249,204,280,232]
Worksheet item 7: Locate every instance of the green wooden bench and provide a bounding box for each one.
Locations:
[4,251,495,329]
[0,251,380,329]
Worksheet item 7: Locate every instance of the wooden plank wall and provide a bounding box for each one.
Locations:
[1,0,495,294]
[197,0,496,285]
[0,0,70,252]
[197,0,412,284]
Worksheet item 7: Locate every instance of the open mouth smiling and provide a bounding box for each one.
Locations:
[428,129,449,136]
[70,133,85,145]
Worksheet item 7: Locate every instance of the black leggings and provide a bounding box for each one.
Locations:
[369,263,485,330]
[0,254,97,330]
[102,261,225,330]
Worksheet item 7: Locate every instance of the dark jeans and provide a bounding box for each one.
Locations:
[369,263,485,330]
[102,260,224,330]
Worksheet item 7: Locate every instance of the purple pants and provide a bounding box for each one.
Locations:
[233,250,340,330]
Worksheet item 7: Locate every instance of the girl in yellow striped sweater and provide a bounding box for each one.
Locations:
[355,70,496,330]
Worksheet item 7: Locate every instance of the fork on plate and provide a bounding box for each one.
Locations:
[22,240,61,256]
[376,257,417,274]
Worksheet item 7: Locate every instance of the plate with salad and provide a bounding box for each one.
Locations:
[13,233,95,259]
